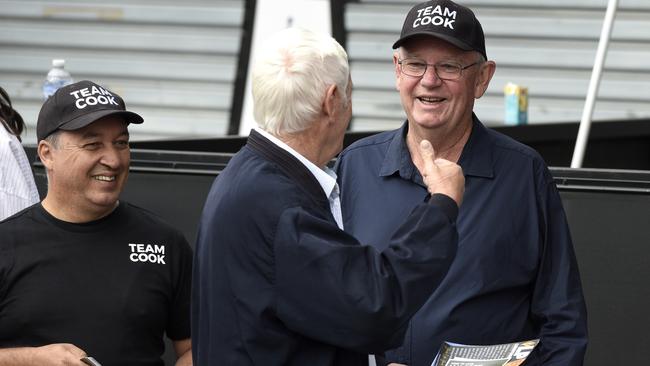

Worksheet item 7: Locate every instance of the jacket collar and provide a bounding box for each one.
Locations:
[247,129,329,206]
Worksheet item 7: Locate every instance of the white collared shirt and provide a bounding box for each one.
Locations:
[255,128,343,230]
[0,127,39,221]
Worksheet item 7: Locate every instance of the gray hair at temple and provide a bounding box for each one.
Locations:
[252,27,350,136]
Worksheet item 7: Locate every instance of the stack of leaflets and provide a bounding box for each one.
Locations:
[431,339,539,366]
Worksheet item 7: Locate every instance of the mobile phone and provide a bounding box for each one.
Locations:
[81,356,102,366]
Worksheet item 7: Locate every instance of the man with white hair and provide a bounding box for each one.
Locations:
[191,27,465,365]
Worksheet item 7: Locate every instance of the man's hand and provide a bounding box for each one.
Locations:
[0,343,89,366]
[419,139,465,207]
[32,344,88,365]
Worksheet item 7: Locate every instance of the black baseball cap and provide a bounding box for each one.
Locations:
[37,80,143,141]
[392,0,487,60]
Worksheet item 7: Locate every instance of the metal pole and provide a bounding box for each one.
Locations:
[571,0,619,168]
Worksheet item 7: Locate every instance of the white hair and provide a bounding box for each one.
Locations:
[252,27,350,136]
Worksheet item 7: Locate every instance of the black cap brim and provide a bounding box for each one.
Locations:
[393,32,473,52]
[57,109,143,132]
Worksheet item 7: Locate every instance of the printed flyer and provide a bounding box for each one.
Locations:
[431,339,539,366]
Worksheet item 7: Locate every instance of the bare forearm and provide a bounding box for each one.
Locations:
[173,339,192,366]
[174,349,192,366]
[0,347,36,365]
[0,344,86,366]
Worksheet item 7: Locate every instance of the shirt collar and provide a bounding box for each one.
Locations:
[378,113,494,180]
[379,121,416,180]
[254,127,339,199]
[458,114,494,179]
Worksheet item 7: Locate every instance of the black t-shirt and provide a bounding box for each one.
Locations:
[0,202,192,366]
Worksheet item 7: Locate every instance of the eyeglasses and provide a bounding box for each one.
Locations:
[398,58,480,80]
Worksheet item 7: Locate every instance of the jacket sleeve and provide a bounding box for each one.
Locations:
[273,198,458,354]
[528,169,588,365]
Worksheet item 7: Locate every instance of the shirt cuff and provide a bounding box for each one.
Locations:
[428,193,459,221]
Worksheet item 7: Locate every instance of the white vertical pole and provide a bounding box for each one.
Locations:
[571,0,619,168]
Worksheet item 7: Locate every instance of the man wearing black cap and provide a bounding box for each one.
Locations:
[0,81,193,366]
[336,1,588,365]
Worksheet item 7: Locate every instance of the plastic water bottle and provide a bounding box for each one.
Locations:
[42,59,74,100]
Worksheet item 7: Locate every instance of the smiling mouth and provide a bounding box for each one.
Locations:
[418,96,445,104]
[93,175,116,182]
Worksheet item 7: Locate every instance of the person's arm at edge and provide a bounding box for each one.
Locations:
[173,339,192,366]
[0,344,87,365]
[168,226,193,366]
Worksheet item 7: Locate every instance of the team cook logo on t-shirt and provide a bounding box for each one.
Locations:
[69,85,119,110]
[128,243,166,264]
[412,5,457,30]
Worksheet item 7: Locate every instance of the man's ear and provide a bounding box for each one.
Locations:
[322,84,338,123]
[38,140,55,171]
[474,60,496,99]
[393,52,401,91]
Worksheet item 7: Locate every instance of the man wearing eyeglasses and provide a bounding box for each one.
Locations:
[336,1,588,365]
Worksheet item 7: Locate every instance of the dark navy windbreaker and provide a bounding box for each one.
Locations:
[192,130,460,366]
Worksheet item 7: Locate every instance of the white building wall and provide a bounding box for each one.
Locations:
[2,0,649,141]
[0,0,245,143]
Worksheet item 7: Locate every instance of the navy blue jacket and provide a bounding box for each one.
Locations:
[336,117,588,366]
[192,130,460,366]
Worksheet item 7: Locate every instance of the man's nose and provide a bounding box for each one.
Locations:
[100,146,124,168]
[420,65,442,87]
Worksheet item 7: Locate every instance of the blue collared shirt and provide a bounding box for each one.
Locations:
[336,115,588,366]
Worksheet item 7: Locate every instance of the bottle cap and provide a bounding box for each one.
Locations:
[52,59,66,68]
